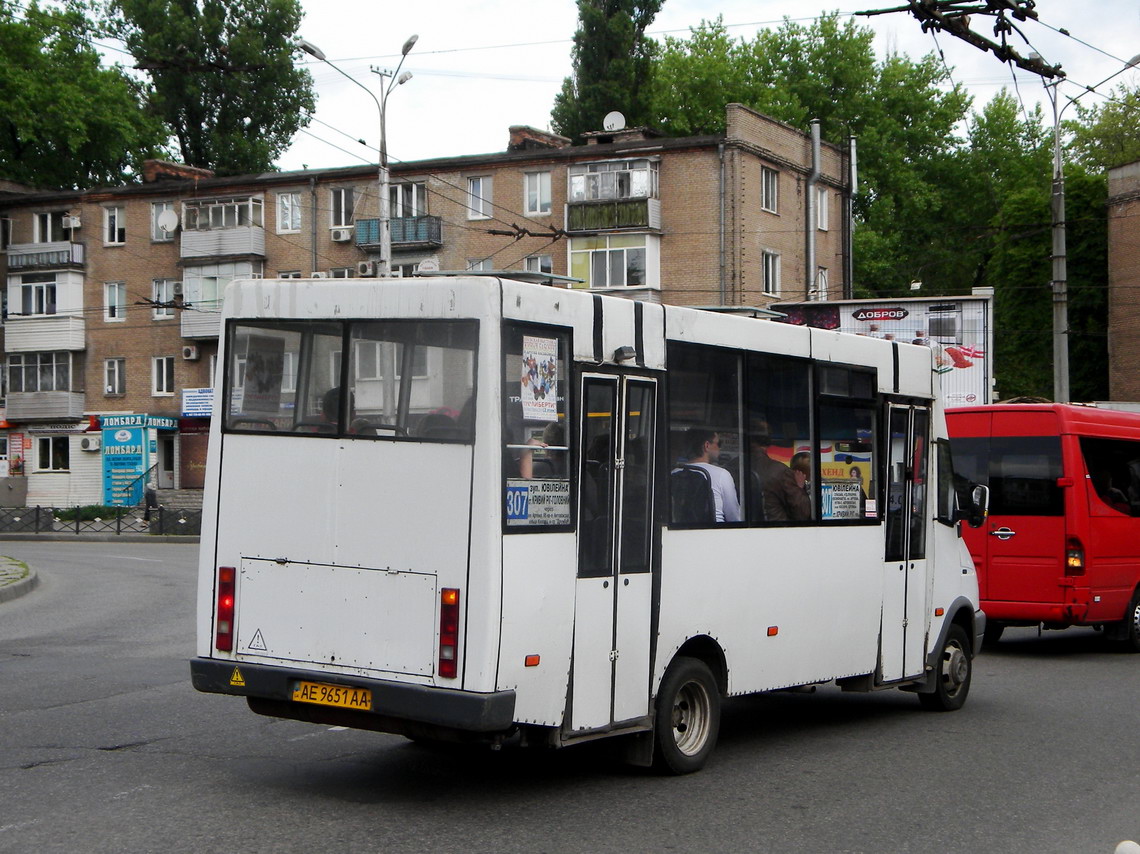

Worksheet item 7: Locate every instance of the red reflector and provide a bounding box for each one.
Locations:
[439,588,460,679]
[525,655,540,667]
[215,566,236,652]
[935,607,945,617]
[767,626,779,637]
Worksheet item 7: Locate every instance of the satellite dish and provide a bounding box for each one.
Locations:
[157,210,179,233]
[602,111,626,132]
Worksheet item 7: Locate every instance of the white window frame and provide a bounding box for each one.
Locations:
[525,172,552,216]
[814,267,829,301]
[34,211,71,244]
[762,250,781,296]
[277,192,302,233]
[8,351,71,393]
[153,278,177,319]
[105,357,126,394]
[182,196,263,231]
[816,186,829,231]
[466,258,493,272]
[103,206,126,245]
[761,167,779,213]
[466,176,492,220]
[524,254,553,274]
[36,435,69,472]
[151,201,175,241]
[104,281,127,322]
[152,355,175,396]
[20,274,57,316]
[389,183,426,218]
[330,268,354,279]
[569,234,657,290]
[279,270,302,279]
[330,188,355,228]
[567,159,659,202]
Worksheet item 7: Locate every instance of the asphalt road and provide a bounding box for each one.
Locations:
[1,541,1137,854]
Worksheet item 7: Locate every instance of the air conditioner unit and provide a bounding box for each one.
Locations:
[63,215,82,229]
[357,260,377,277]
[79,436,101,452]
[311,272,329,278]
[331,228,353,243]
[182,345,200,361]
[172,281,184,296]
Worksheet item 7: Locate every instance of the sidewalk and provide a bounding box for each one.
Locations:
[0,554,38,604]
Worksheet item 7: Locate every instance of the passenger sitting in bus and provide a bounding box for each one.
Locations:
[677,427,741,523]
[750,433,810,522]
[1091,469,1130,514]
[523,422,566,478]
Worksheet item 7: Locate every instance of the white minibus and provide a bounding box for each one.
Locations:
[192,273,984,773]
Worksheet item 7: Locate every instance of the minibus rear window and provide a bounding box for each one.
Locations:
[949,435,1063,516]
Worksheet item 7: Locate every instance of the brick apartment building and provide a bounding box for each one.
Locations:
[1108,159,1140,401]
[0,102,853,507]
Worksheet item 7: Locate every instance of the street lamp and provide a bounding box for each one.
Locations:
[298,35,418,277]
[1046,51,1140,403]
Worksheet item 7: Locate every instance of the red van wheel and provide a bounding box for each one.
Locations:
[1123,591,1140,654]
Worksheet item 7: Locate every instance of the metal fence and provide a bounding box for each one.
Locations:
[0,506,202,536]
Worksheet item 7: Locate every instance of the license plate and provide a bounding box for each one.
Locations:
[291,681,372,710]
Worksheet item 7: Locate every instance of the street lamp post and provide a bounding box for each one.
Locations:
[1046,52,1140,403]
[298,35,417,277]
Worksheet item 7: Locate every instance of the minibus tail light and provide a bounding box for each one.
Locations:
[216,566,236,651]
[1065,539,1085,576]
[439,588,460,679]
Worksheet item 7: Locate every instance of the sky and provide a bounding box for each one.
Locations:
[279,0,1140,173]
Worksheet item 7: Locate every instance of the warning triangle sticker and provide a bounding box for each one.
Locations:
[229,667,246,687]
[249,629,267,651]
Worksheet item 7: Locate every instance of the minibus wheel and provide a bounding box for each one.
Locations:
[653,656,720,774]
[920,624,972,711]
[1123,591,1140,654]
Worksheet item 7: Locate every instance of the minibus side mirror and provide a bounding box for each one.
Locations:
[960,483,989,528]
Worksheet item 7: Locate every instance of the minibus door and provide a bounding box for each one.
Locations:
[569,374,656,732]
[882,404,931,682]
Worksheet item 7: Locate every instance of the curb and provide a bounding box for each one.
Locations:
[0,534,199,544]
[0,566,38,604]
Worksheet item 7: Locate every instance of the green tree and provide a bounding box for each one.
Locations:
[0,0,166,189]
[107,0,314,175]
[1070,82,1140,171]
[551,0,663,142]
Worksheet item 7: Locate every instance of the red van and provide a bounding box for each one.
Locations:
[947,403,1140,651]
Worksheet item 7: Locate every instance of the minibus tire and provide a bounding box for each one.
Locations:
[653,657,720,774]
[1123,590,1140,654]
[919,624,972,711]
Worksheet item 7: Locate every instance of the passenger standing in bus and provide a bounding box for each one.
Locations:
[750,433,810,522]
[683,428,741,523]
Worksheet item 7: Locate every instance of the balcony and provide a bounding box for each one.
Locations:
[181,226,265,260]
[181,302,221,339]
[356,216,443,249]
[566,198,661,233]
[4,315,85,352]
[5,391,85,420]
[5,242,85,271]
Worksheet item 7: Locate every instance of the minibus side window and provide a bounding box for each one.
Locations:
[1080,437,1140,517]
[988,436,1063,516]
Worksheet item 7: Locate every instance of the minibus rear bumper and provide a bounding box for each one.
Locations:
[190,657,516,733]
[981,599,1091,625]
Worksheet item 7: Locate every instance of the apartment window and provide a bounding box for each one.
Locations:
[277,192,302,233]
[279,270,302,278]
[569,234,655,289]
[104,281,127,321]
[151,201,175,241]
[37,436,69,471]
[153,278,177,319]
[467,258,493,272]
[1,217,11,249]
[20,273,56,316]
[525,172,552,215]
[105,358,126,394]
[524,254,553,274]
[568,159,658,202]
[34,211,72,243]
[762,251,781,296]
[183,262,259,311]
[467,176,493,219]
[330,188,354,227]
[183,196,263,230]
[761,167,779,213]
[330,268,354,278]
[390,182,426,218]
[815,267,829,301]
[153,356,175,395]
[9,352,70,392]
[816,186,829,231]
[104,206,126,245]
[393,262,420,277]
